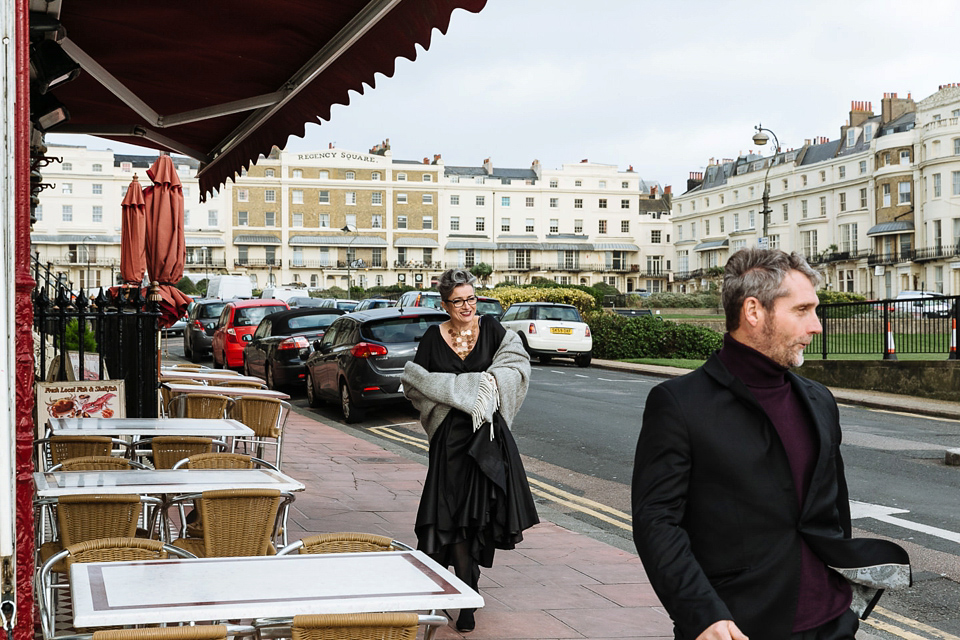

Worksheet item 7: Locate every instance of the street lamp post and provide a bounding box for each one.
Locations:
[341,224,358,295]
[752,124,781,246]
[201,246,209,294]
[80,234,95,295]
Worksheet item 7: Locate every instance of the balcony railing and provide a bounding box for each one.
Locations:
[393,261,444,269]
[673,269,705,281]
[234,259,282,268]
[867,251,914,267]
[185,258,226,268]
[912,243,960,262]
[52,257,119,267]
[494,262,539,272]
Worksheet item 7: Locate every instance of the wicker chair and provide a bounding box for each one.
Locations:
[36,435,130,470]
[164,363,210,371]
[148,436,223,469]
[216,379,266,389]
[37,493,149,572]
[37,538,197,640]
[49,456,141,472]
[291,613,444,640]
[170,488,290,557]
[276,532,413,556]
[169,453,278,539]
[92,627,229,640]
[229,396,288,468]
[160,379,205,417]
[168,392,234,419]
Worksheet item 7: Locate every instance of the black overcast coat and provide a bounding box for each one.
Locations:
[631,353,910,640]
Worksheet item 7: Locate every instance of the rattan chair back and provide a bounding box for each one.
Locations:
[292,613,420,640]
[297,532,410,555]
[48,436,114,466]
[151,436,215,469]
[183,452,255,469]
[231,396,283,438]
[66,536,170,566]
[58,493,142,547]
[57,456,131,471]
[172,488,283,558]
[169,392,232,419]
[160,379,204,415]
[218,380,266,389]
[93,624,228,640]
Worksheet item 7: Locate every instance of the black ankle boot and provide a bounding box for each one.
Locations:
[456,608,476,632]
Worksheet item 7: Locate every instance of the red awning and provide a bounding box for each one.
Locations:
[48,0,486,200]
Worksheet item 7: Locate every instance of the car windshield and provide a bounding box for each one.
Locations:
[420,295,443,309]
[538,307,581,322]
[476,299,502,315]
[284,315,337,332]
[363,316,445,343]
[234,305,286,327]
[199,303,226,319]
[336,301,358,311]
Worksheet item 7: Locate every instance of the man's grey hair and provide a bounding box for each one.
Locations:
[437,268,477,300]
[722,248,820,331]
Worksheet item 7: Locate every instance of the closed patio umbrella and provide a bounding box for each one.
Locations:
[144,155,191,328]
[119,175,147,284]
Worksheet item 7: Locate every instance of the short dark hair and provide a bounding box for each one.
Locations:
[437,268,477,300]
[722,248,820,331]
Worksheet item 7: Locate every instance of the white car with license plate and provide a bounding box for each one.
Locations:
[499,302,592,367]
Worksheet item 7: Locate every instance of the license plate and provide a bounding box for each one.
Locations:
[550,327,573,335]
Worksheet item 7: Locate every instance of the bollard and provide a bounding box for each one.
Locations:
[883,321,897,360]
[949,318,958,360]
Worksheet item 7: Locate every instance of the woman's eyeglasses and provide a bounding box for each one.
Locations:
[445,295,478,308]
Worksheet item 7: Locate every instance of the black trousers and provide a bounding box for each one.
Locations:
[789,609,860,640]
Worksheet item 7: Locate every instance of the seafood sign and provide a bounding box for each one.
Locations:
[35,381,125,426]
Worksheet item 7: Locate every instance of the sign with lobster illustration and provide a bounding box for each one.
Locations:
[35,380,126,436]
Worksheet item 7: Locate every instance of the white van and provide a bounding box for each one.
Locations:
[894,290,951,318]
[259,287,303,303]
[206,275,253,300]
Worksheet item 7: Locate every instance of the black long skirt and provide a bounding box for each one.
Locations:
[415,409,539,569]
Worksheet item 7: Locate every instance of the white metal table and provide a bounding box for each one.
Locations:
[160,370,265,386]
[70,550,482,628]
[47,417,254,439]
[163,383,289,400]
[33,468,305,498]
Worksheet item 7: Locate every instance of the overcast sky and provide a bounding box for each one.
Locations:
[50,0,960,192]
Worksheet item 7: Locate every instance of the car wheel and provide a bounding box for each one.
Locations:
[265,364,276,390]
[212,350,222,369]
[183,337,192,361]
[575,353,592,368]
[340,381,365,424]
[306,372,322,408]
[539,355,552,365]
[243,359,252,377]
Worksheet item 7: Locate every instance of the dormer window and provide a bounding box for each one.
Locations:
[846,128,856,147]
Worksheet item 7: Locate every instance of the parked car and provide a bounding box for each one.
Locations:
[354,298,394,311]
[892,290,951,317]
[304,307,447,422]
[183,299,230,361]
[476,296,504,319]
[242,308,345,389]
[500,301,593,367]
[206,275,253,300]
[318,298,360,312]
[162,313,188,338]
[211,299,289,370]
[395,290,444,310]
[286,296,324,308]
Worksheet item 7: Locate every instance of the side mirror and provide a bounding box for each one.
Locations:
[242,334,253,342]
[313,340,323,352]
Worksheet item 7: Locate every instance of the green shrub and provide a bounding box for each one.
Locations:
[642,291,722,309]
[176,276,199,295]
[484,287,597,317]
[63,318,97,352]
[584,311,722,359]
[817,290,867,304]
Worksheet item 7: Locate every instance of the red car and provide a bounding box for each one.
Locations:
[211,299,289,370]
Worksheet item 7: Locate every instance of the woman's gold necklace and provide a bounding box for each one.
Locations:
[447,320,478,359]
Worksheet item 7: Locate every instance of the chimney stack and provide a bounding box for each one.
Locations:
[581,159,588,163]
[881,91,916,124]
[664,185,672,194]
[483,158,493,175]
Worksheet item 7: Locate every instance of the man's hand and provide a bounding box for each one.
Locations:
[696,620,748,640]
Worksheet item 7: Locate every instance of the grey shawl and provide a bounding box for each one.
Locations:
[401,329,531,441]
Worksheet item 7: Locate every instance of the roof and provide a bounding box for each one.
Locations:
[48,0,488,200]
[799,139,842,166]
[184,237,225,246]
[393,236,440,247]
[867,221,914,236]
[694,239,729,251]
[444,166,538,181]
[594,243,640,251]
[233,234,282,245]
[262,307,344,334]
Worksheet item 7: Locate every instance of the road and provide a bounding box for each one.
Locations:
[165,340,960,639]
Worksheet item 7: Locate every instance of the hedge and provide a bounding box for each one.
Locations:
[484,287,597,317]
[584,311,722,359]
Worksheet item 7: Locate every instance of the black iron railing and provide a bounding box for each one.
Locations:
[32,255,161,418]
[812,295,960,358]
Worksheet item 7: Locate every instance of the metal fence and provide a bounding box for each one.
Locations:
[33,256,162,417]
[812,295,960,359]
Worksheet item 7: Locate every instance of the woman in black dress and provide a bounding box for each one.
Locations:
[402,269,538,632]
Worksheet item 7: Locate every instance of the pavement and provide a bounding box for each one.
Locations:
[240,358,960,638]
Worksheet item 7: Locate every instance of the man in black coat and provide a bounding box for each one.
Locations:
[632,249,910,640]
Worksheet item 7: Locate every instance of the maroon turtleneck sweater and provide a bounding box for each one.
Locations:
[719,333,851,632]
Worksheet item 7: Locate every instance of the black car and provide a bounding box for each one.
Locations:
[304,307,447,422]
[183,299,229,362]
[242,308,345,389]
[476,296,504,318]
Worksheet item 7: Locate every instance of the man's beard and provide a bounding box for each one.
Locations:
[759,315,802,368]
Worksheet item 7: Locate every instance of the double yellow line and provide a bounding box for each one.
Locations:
[367,425,634,531]
[367,426,947,640]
